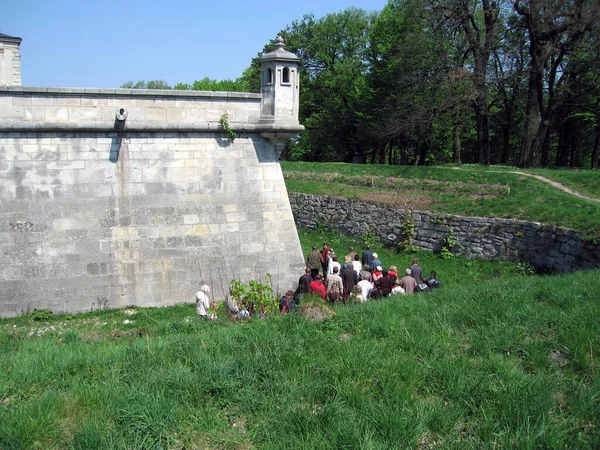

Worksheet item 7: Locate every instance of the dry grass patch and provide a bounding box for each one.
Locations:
[362,191,433,210]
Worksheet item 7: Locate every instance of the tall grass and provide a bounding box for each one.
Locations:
[1,264,599,448]
[0,228,596,448]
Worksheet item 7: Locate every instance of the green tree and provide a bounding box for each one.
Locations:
[120,80,171,89]
[514,0,596,167]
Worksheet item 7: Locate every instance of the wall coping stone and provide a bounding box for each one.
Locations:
[0,85,262,100]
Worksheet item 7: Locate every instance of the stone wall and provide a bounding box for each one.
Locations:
[289,193,600,273]
[0,87,305,317]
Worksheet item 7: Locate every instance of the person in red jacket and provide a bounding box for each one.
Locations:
[309,274,327,299]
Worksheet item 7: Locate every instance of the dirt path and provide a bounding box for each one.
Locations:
[448,167,600,204]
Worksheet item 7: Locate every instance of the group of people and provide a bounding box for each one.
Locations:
[300,243,441,303]
[195,243,441,320]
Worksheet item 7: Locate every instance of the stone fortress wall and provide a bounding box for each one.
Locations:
[0,34,305,317]
[289,193,600,273]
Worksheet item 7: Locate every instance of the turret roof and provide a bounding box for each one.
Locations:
[0,33,22,44]
[259,36,299,64]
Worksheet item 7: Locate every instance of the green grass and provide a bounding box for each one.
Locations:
[282,162,600,235]
[1,229,599,449]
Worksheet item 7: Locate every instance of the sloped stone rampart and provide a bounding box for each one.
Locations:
[289,193,600,273]
[0,88,305,317]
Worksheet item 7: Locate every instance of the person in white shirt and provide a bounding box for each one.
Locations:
[196,284,217,320]
[352,254,362,276]
[356,273,374,302]
[327,255,341,277]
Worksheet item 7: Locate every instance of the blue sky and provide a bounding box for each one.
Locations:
[3,0,388,89]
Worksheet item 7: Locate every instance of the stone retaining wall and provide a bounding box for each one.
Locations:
[289,193,600,273]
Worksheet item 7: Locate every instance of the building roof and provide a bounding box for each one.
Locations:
[0,33,22,45]
[259,36,299,64]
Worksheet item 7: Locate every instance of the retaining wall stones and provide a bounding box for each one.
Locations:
[289,193,600,273]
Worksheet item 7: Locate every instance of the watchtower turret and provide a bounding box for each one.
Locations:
[258,36,300,126]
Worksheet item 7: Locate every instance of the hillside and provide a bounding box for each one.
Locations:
[281,162,600,236]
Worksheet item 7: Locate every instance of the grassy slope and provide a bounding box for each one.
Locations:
[282,162,600,235]
[1,229,599,449]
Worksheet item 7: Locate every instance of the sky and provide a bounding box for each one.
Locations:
[2,0,389,89]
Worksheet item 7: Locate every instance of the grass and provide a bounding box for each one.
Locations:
[282,162,600,235]
[1,229,599,449]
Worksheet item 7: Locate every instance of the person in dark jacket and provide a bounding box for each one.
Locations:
[375,269,394,296]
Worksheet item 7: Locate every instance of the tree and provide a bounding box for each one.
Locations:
[433,0,502,166]
[514,0,595,167]
[120,80,171,89]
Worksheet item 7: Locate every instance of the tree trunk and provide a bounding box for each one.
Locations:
[519,73,541,167]
[500,124,510,164]
[592,114,600,169]
[453,117,462,164]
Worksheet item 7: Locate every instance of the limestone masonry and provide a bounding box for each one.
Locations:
[0,34,305,317]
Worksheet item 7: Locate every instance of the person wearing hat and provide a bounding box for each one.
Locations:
[370,252,383,271]
[371,265,383,283]
[399,268,417,294]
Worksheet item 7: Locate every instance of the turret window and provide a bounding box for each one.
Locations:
[265,68,273,85]
[282,67,290,84]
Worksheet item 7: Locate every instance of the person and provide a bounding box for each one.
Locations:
[370,252,383,271]
[195,284,217,320]
[410,258,424,284]
[341,261,359,301]
[294,268,313,304]
[399,268,417,294]
[326,266,343,303]
[356,273,374,302]
[309,274,327,299]
[306,245,322,279]
[427,271,441,289]
[352,254,362,276]
[392,281,405,295]
[388,265,399,285]
[321,242,330,279]
[328,255,341,277]
[361,245,374,269]
[375,269,394,297]
[371,265,383,283]
[298,268,313,294]
[359,264,371,282]
[346,247,358,262]
[279,290,294,314]
[341,255,353,272]
[225,289,250,319]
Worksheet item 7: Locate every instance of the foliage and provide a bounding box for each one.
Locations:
[120,80,171,89]
[174,77,247,92]
[30,308,52,321]
[218,114,236,140]
[517,261,537,276]
[396,218,418,253]
[439,226,459,259]
[229,275,278,316]
[362,226,380,249]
